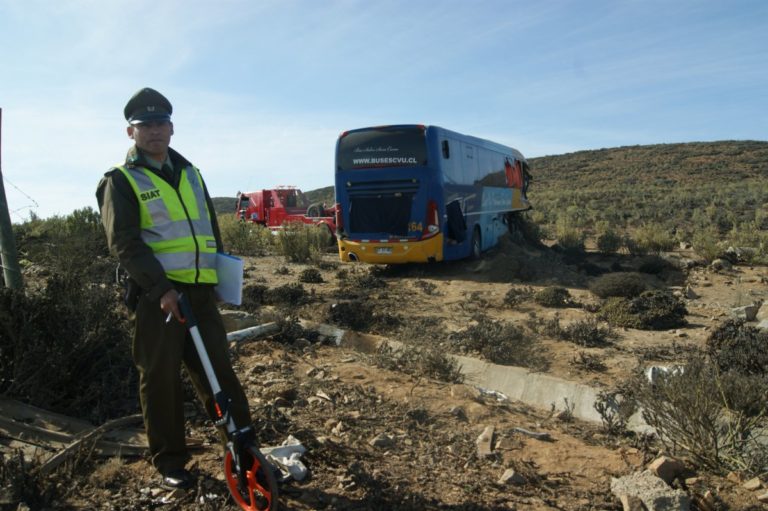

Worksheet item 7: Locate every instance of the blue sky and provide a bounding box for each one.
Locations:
[1,0,766,220]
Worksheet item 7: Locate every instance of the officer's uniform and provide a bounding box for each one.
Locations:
[96,88,251,475]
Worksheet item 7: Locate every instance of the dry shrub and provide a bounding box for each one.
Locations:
[503,286,535,307]
[0,275,136,423]
[267,283,310,307]
[15,207,112,283]
[327,301,400,333]
[561,317,616,347]
[632,356,768,476]
[89,458,127,489]
[570,352,607,372]
[596,229,622,255]
[372,341,464,384]
[0,450,38,508]
[449,315,548,370]
[598,290,687,330]
[533,286,577,308]
[413,280,438,295]
[328,301,373,330]
[636,255,672,275]
[539,316,616,347]
[298,267,324,283]
[589,272,648,298]
[706,320,768,376]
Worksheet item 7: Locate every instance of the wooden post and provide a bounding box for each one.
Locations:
[0,108,24,289]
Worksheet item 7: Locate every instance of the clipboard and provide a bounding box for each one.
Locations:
[214,253,244,305]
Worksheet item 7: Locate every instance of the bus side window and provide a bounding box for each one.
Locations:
[442,140,450,159]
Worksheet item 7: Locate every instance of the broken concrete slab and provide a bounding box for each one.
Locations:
[611,470,690,511]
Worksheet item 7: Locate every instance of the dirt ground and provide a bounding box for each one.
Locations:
[7,237,768,510]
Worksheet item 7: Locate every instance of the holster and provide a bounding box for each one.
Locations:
[124,277,141,312]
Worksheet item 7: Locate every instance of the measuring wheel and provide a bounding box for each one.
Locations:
[224,444,279,511]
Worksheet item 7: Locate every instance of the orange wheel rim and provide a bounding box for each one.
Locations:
[224,451,274,511]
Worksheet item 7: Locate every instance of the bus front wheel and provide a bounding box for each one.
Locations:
[471,228,482,259]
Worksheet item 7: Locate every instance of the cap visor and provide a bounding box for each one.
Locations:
[129,113,171,125]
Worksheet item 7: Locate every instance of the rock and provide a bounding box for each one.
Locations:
[449,405,467,421]
[711,258,732,271]
[731,304,758,322]
[219,310,261,332]
[450,385,482,400]
[756,302,768,322]
[726,471,741,483]
[757,319,768,331]
[684,285,698,299]
[611,470,690,511]
[476,425,495,458]
[691,492,715,511]
[647,456,687,484]
[679,242,692,250]
[758,491,768,503]
[742,477,763,491]
[619,494,645,511]
[368,433,394,448]
[497,468,526,486]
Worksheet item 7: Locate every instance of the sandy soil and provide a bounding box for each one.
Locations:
[8,237,768,510]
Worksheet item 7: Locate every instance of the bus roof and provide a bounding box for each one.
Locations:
[339,124,526,162]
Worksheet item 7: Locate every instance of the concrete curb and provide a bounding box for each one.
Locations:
[298,320,652,431]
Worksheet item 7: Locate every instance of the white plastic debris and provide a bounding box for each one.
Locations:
[644,365,685,384]
[262,435,308,482]
[476,387,510,402]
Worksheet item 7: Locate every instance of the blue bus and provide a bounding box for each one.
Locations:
[334,124,531,263]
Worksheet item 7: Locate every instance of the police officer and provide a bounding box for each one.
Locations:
[96,87,251,489]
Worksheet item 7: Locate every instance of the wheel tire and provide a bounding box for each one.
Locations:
[225,445,279,511]
[471,228,482,259]
[506,213,524,243]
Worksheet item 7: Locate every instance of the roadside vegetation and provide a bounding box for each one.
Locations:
[1,140,767,506]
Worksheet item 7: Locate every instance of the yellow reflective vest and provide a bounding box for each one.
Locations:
[117,165,218,284]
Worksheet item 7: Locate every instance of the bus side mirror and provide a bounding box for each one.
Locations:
[442,140,450,159]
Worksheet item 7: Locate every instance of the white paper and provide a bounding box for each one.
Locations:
[214,253,244,305]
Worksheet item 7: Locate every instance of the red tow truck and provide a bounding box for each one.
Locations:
[235,187,337,239]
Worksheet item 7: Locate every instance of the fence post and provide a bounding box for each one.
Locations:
[0,108,24,289]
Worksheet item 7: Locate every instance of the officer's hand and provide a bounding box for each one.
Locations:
[160,289,182,323]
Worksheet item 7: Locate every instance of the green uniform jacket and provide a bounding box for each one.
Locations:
[96,146,224,299]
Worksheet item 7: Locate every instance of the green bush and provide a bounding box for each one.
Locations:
[14,208,111,281]
[691,227,722,262]
[589,272,648,299]
[598,290,687,330]
[633,223,676,254]
[275,222,331,263]
[217,214,273,256]
[554,216,585,253]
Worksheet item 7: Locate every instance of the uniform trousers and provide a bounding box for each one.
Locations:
[132,283,251,473]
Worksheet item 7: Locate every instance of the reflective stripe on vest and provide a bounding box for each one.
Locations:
[117,165,218,284]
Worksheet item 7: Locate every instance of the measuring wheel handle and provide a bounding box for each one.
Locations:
[176,294,279,510]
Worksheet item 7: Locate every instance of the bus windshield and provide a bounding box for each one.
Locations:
[337,126,427,171]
